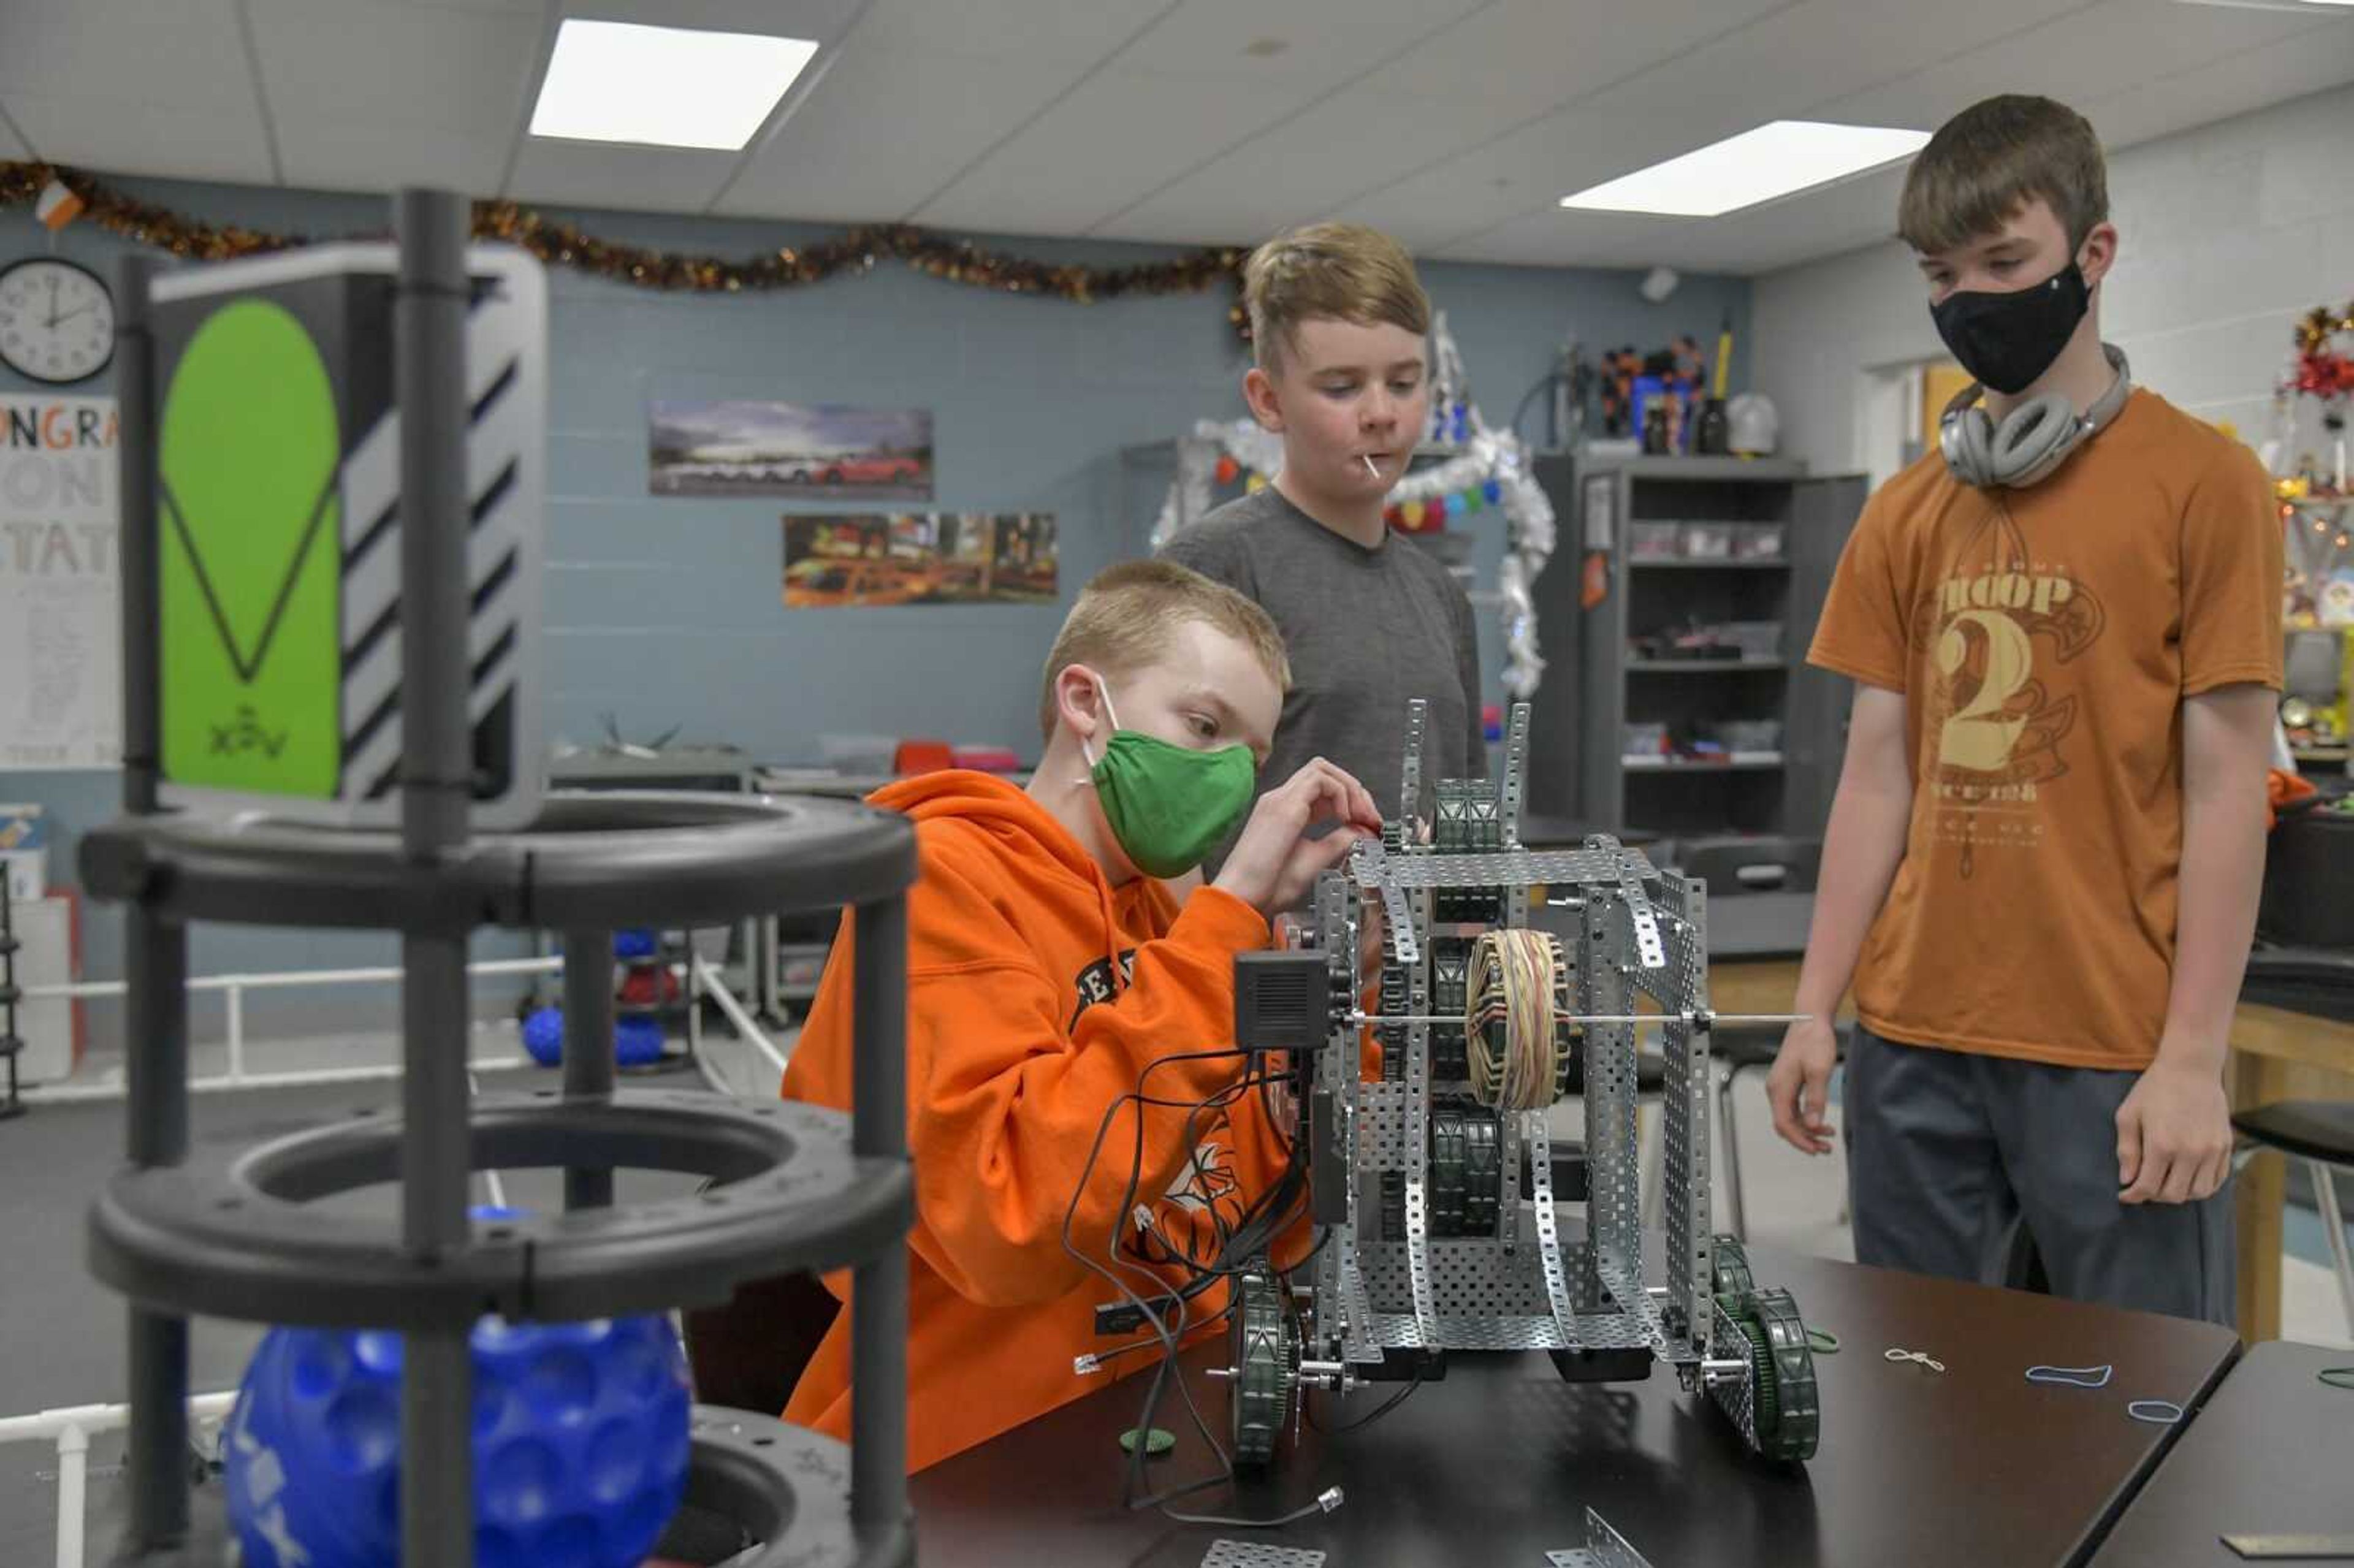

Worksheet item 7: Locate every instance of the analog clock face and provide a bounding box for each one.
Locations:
[0,259,116,385]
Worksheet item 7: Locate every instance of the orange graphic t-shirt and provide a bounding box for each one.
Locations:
[1808,389,2282,1070]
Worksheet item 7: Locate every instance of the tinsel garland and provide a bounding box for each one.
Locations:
[0,162,1255,338]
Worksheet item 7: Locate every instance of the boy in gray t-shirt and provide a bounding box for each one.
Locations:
[1160,223,1484,847]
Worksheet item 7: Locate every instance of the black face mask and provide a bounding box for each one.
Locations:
[1930,261,2090,396]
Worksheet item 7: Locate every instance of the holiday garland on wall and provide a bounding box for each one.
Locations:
[1,162,1258,338]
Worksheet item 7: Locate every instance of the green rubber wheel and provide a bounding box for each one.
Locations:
[1737,1314,1778,1442]
[1712,1235,1756,1305]
[1227,1265,1295,1471]
[1745,1287,1821,1463]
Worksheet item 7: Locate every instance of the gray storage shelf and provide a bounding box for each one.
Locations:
[1626,658,1788,672]
[1527,454,1865,841]
[1627,558,1793,571]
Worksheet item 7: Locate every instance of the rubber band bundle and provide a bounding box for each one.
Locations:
[1466,929,1565,1109]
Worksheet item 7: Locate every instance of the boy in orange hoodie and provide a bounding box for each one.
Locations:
[781,560,1383,1470]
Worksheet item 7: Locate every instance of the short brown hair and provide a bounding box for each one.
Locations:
[1899,94,2109,256]
[1244,222,1431,370]
[1038,561,1290,740]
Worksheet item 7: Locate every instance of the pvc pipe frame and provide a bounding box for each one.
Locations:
[0,1391,238,1568]
[692,955,791,1082]
[17,955,565,1104]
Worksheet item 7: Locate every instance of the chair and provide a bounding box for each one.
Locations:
[2231,1100,2354,1339]
[1672,837,1826,1242]
[681,1268,842,1417]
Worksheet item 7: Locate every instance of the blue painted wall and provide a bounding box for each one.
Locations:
[0,174,1751,1024]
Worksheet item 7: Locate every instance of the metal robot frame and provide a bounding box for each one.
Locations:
[1225,699,1820,1471]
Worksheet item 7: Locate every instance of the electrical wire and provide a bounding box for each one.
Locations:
[1308,1372,1425,1434]
[1466,929,1563,1110]
[1058,1049,1300,1517]
[1058,1043,1343,1529]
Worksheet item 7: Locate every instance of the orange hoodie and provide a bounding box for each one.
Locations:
[779,770,1292,1471]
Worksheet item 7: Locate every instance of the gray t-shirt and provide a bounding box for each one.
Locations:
[1160,486,1485,840]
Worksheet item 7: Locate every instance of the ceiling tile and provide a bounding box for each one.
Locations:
[853,0,1176,64]
[1115,0,1484,86]
[270,118,513,196]
[506,140,739,215]
[1816,0,2328,129]
[910,67,1314,234]
[1092,0,1773,242]
[1356,0,1789,107]
[379,0,541,12]
[0,0,2344,279]
[1090,94,1534,243]
[715,40,1103,223]
[2079,20,2354,155]
[244,0,543,139]
[0,0,253,112]
[1351,0,2092,265]
[561,0,871,40]
[1434,205,1681,268]
[5,88,274,183]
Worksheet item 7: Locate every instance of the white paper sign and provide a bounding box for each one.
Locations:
[1,396,120,769]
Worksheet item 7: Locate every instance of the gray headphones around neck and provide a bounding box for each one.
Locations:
[1938,343,2133,489]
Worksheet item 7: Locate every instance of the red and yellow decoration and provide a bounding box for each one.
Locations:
[2291,300,2354,402]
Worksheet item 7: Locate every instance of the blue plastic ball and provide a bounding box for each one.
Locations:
[521,1007,565,1068]
[612,929,657,961]
[223,1312,692,1568]
[1482,478,1503,504]
[1444,492,1468,519]
[614,1016,665,1067]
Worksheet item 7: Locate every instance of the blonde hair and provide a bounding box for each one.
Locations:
[1244,222,1431,370]
[1899,94,2109,256]
[1038,561,1290,740]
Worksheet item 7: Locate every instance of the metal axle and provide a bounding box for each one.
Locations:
[1354,1010,1812,1029]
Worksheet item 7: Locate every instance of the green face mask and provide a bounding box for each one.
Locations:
[1083,678,1257,879]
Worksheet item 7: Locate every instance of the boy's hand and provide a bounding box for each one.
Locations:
[1766,1016,1840,1155]
[1213,758,1382,918]
[2117,1060,2233,1205]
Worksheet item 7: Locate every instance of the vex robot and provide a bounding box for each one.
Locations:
[1224,701,1821,1470]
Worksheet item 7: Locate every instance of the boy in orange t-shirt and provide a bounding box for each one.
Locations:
[1766,96,2282,1324]
[780,560,1381,1469]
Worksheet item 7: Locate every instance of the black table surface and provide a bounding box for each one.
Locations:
[2091,1339,2354,1565]
[908,1247,2241,1568]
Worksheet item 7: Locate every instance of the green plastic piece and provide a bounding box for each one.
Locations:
[1711,1235,1756,1306]
[1746,1288,1821,1463]
[158,297,343,800]
[1227,1265,1294,1470]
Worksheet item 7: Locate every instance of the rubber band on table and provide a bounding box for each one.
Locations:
[2125,1399,2184,1425]
[2025,1363,2114,1389]
[2319,1367,2354,1391]
[1806,1328,1840,1355]
[1884,1347,1945,1372]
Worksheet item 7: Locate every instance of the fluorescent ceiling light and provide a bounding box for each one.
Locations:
[1560,121,1932,218]
[530,20,819,151]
